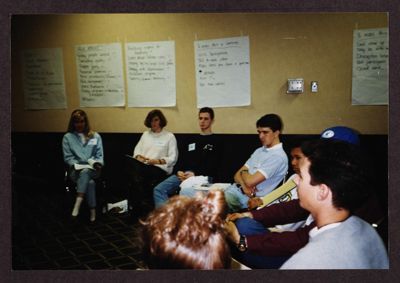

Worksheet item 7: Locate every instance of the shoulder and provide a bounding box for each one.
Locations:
[272,143,287,154]
[163,130,176,138]
[206,133,221,141]
[63,132,74,140]
[140,130,151,137]
[343,215,368,227]
[163,130,173,135]
[343,216,375,232]
[197,133,219,141]
[92,132,101,138]
[270,145,288,160]
[252,146,264,154]
[257,150,287,169]
[315,217,371,244]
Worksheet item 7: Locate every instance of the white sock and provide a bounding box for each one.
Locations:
[71,196,84,216]
[90,208,96,222]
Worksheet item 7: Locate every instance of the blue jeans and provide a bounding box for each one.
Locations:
[235,217,267,234]
[69,168,99,208]
[179,185,200,198]
[153,174,181,208]
[233,217,290,269]
[224,184,250,212]
[179,176,213,198]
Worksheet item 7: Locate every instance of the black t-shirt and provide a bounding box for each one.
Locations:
[180,134,223,182]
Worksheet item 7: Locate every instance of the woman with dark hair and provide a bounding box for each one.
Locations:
[127,109,178,214]
[62,109,104,222]
[141,190,231,269]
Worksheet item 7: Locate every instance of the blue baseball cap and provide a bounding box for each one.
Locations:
[320,126,360,145]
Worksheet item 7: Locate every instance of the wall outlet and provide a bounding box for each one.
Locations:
[311,81,318,92]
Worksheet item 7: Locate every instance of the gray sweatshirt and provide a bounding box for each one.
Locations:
[281,215,389,269]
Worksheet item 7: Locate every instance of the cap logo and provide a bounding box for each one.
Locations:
[322,130,335,139]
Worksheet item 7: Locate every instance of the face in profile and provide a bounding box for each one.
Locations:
[290,147,305,175]
[257,127,278,148]
[295,158,318,211]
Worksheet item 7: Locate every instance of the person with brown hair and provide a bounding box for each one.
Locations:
[140,190,231,269]
[126,109,178,215]
[62,109,104,222]
[224,126,367,269]
[224,113,288,212]
[153,107,223,208]
[280,139,388,269]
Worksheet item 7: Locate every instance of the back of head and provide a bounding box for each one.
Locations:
[301,139,370,212]
[140,190,231,269]
[256,113,283,132]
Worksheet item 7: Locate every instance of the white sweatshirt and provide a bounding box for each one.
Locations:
[133,129,178,174]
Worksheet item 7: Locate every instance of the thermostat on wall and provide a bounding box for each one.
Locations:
[287,78,304,94]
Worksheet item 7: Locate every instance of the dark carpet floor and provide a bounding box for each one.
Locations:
[11,175,388,271]
[12,176,149,270]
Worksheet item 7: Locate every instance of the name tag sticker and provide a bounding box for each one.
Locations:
[188,143,196,151]
[88,139,97,146]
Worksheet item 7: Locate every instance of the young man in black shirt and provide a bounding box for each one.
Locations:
[153,107,222,208]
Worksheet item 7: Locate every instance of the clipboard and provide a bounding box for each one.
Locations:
[258,179,297,209]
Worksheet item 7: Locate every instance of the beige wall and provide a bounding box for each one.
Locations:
[11,13,388,134]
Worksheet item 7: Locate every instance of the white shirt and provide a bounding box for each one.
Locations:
[133,129,178,174]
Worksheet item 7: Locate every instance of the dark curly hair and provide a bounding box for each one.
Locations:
[301,139,370,213]
[144,109,167,129]
[140,190,231,269]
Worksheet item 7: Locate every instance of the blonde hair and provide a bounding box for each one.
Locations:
[141,190,231,269]
[67,109,94,139]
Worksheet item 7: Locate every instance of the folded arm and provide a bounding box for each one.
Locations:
[234,165,266,197]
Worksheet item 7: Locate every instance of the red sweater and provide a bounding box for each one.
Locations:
[246,199,316,256]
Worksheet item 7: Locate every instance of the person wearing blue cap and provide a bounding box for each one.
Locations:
[225,126,373,269]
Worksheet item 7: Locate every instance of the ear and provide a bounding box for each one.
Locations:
[316,184,331,202]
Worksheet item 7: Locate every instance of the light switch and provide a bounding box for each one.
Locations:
[287,78,304,94]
